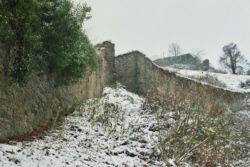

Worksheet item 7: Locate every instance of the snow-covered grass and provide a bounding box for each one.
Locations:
[145,87,249,166]
[0,86,249,167]
[0,87,168,167]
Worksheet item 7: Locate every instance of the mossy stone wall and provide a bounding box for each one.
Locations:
[0,41,115,139]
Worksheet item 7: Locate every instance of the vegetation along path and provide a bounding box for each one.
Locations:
[1,86,249,166]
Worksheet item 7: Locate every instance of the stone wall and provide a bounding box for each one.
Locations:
[116,51,247,101]
[116,51,170,95]
[115,52,138,93]
[95,41,116,88]
[1,42,247,140]
[0,41,115,140]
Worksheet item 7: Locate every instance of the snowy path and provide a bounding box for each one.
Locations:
[1,86,248,167]
[0,88,168,167]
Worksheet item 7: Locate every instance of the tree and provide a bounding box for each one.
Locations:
[202,59,210,67]
[39,0,96,85]
[168,43,183,57]
[219,43,245,74]
[0,0,96,86]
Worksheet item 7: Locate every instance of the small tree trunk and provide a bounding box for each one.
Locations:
[230,55,236,74]
[232,67,236,74]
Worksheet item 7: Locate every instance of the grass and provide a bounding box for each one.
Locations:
[79,97,122,134]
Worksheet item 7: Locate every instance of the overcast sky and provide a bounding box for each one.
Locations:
[73,0,250,68]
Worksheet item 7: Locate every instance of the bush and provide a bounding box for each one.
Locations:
[38,0,96,85]
[0,0,96,86]
[0,0,44,85]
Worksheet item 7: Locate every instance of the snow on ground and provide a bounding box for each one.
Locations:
[0,87,172,167]
[163,67,250,93]
[1,70,249,166]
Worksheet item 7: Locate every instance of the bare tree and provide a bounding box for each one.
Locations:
[192,49,203,58]
[168,43,183,57]
[219,43,245,74]
[191,49,204,65]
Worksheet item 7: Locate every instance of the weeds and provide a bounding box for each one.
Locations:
[145,78,249,166]
[78,82,248,166]
[188,73,227,88]
[79,93,125,137]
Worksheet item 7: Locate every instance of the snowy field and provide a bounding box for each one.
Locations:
[0,88,171,167]
[163,67,250,93]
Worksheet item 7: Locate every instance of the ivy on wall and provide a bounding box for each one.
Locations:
[0,0,96,86]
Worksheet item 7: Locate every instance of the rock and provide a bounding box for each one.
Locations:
[121,140,129,145]
[149,124,158,132]
[125,150,137,157]
[7,157,20,164]
[139,139,148,144]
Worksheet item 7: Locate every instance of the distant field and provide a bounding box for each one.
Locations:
[163,67,250,93]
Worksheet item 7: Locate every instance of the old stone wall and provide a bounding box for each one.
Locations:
[116,51,247,101]
[116,51,170,95]
[0,41,115,140]
[115,52,138,93]
[96,41,116,88]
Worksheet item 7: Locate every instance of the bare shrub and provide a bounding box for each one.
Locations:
[189,73,227,88]
[144,78,249,166]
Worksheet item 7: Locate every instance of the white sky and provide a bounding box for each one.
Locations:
[73,0,250,68]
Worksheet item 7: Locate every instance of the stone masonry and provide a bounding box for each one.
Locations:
[0,41,115,140]
[116,51,247,101]
[95,41,116,88]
